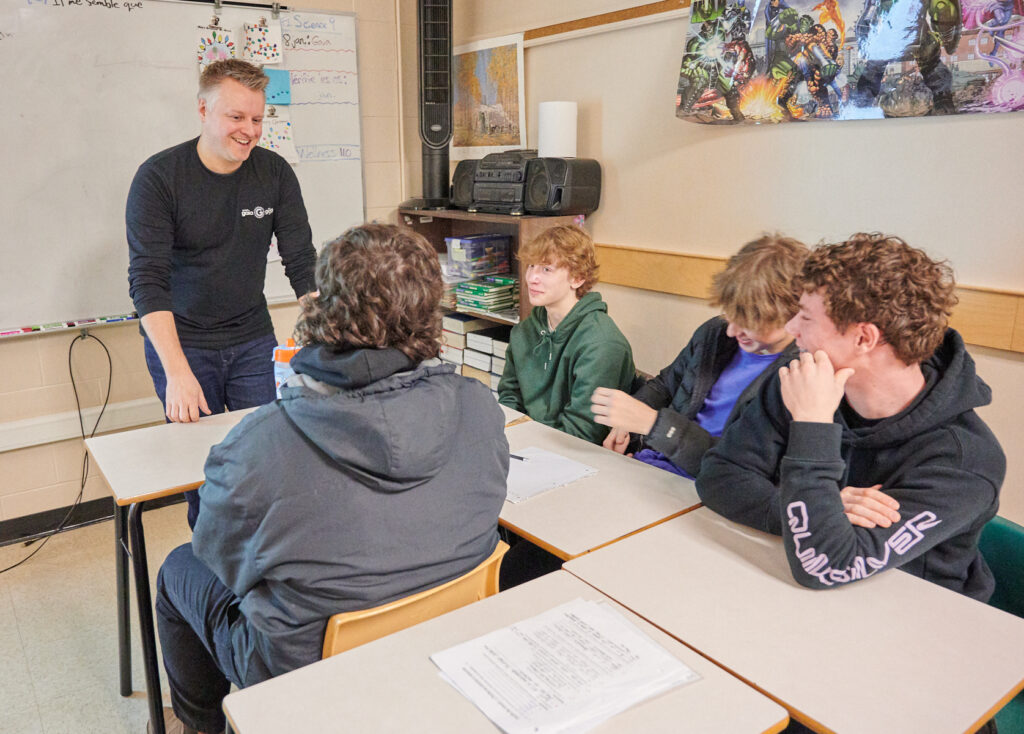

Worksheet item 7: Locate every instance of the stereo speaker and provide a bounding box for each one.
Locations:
[524,158,601,216]
[450,160,478,209]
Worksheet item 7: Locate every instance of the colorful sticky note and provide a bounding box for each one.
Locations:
[265,68,291,105]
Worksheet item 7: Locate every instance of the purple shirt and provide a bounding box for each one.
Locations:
[636,347,780,477]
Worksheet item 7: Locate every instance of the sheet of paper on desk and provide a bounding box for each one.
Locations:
[506,447,596,504]
[431,598,700,734]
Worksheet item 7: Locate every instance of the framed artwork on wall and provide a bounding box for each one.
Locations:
[675,0,1024,123]
[452,33,527,159]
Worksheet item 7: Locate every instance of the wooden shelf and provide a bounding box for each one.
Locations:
[400,208,581,323]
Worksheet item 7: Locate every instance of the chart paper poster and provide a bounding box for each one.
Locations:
[260,106,299,163]
[674,0,1024,123]
[452,33,526,160]
[244,20,283,64]
[196,26,235,67]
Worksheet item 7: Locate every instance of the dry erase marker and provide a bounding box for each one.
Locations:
[0,329,23,337]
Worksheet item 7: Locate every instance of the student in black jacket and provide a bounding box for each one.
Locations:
[697,233,1004,601]
[590,235,807,477]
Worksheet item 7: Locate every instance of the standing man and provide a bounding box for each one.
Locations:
[127,60,316,525]
[697,233,1004,601]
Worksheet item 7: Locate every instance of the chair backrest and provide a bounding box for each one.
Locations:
[321,540,510,658]
[979,515,1024,619]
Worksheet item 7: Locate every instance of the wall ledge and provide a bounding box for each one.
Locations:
[595,243,1024,355]
[0,397,165,454]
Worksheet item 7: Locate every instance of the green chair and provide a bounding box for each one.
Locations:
[979,515,1024,733]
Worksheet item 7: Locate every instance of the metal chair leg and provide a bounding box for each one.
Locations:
[115,503,132,697]
[128,501,165,734]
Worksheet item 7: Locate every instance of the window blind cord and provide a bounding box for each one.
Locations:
[0,332,113,575]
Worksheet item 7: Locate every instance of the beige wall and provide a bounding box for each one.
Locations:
[401,1,1024,522]
[0,0,399,523]
[4,0,1021,529]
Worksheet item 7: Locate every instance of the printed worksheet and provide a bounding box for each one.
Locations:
[431,598,700,734]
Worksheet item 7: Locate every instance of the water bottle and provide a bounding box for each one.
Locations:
[273,338,301,398]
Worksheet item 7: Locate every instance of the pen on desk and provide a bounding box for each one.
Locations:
[510,453,526,461]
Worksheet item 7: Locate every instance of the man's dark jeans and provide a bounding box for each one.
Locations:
[143,332,277,527]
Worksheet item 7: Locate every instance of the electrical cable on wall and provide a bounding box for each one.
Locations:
[0,331,112,575]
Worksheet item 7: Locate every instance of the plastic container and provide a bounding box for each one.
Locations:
[273,338,301,398]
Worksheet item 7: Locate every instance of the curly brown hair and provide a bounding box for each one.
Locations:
[198,59,269,101]
[294,224,443,362]
[518,225,599,297]
[800,233,958,364]
[710,234,808,330]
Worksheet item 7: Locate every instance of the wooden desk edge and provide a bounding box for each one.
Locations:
[499,504,702,562]
[112,481,202,507]
[969,677,1024,734]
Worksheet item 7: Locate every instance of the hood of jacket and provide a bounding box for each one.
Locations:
[281,345,458,491]
[841,329,992,450]
[525,292,609,368]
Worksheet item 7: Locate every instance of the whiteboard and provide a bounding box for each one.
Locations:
[0,0,364,332]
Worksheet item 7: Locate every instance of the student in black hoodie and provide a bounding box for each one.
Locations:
[697,233,1004,602]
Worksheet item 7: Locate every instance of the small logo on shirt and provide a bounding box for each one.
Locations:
[241,206,274,219]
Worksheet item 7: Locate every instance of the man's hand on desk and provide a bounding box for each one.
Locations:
[841,484,901,528]
[603,427,631,454]
[165,368,212,423]
[591,388,657,436]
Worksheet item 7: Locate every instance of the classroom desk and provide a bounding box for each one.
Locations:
[500,419,701,559]
[85,408,257,734]
[84,401,528,734]
[222,570,790,733]
[564,507,1024,733]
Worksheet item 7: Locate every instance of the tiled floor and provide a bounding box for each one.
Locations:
[0,504,192,734]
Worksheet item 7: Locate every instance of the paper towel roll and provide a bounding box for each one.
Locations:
[538,101,577,158]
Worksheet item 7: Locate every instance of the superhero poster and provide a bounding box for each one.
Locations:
[675,0,1024,122]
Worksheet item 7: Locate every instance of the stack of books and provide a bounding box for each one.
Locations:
[439,313,493,368]
[445,234,511,279]
[455,275,519,317]
[459,325,511,399]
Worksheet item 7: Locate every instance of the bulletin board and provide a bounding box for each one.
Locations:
[0,0,364,333]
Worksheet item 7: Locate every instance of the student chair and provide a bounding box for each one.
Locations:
[321,540,510,658]
[979,516,1024,733]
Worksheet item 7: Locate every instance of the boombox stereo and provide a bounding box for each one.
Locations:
[451,151,601,216]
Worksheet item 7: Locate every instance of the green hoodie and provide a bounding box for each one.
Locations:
[498,292,635,443]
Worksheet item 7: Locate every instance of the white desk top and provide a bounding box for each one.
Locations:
[222,571,789,734]
[565,508,1024,733]
[499,403,526,424]
[85,408,254,505]
[86,402,527,506]
[500,420,701,559]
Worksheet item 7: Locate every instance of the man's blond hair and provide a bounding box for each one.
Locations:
[198,59,269,102]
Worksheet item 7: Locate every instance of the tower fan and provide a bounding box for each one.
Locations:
[401,0,453,210]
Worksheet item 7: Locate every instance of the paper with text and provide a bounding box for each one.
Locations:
[431,598,700,734]
[506,447,596,503]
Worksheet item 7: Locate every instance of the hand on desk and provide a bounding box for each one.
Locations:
[841,484,901,528]
[591,388,657,437]
[603,427,631,454]
[165,368,212,423]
